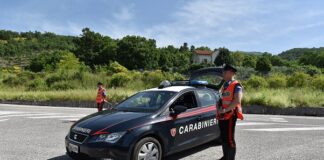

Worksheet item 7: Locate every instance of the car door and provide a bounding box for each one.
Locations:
[168,90,202,152]
[190,67,224,90]
[194,89,220,142]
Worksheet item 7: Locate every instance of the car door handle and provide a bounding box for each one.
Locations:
[196,115,202,121]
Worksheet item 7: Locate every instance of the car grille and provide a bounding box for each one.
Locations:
[69,131,88,144]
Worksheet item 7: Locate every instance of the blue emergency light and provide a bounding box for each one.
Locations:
[189,80,208,85]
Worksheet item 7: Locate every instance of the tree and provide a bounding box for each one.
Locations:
[179,42,189,52]
[56,51,82,71]
[158,46,175,71]
[74,28,116,69]
[190,45,195,52]
[242,55,257,68]
[116,35,158,70]
[256,56,272,73]
[214,47,233,66]
[299,51,324,68]
[196,46,211,51]
[230,51,245,66]
[28,51,70,72]
[270,56,288,66]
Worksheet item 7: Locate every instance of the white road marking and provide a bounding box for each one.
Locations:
[60,118,80,121]
[28,115,86,119]
[0,103,95,111]
[0,119,8,122]
[237,122,276,126]
[0,111,25,115]
[244,127,324,132]
[270,117,288,123]
[0,113,59,118]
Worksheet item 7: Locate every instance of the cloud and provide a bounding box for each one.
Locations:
[113,4,134,21]
[2,0,324,53]
[142,0,264,47]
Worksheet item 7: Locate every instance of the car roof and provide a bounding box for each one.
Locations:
[145,86,195,92]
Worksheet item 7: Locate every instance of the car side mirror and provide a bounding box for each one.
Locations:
[170,105,187,116]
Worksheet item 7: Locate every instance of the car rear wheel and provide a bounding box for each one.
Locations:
[132,137,162,160]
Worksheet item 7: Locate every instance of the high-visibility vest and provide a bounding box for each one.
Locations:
[217,80,244,120]
[96,88,106,103]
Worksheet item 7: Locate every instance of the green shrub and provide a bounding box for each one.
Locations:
[2,75,26,87]
[267,74,287,88]
[27,78,47,91]
[287,72,310,88]
[142,70,165,88]
[108,61,128,74]
[110,72,131,87]
[171,72,186,81]
[56,51,82,71]
[17,71,36,80]
[245,75,268,89]
[129,71,142,80]
[46,73,63,86]
[311,75,324,90]
[302,65,321,76]
[77,72,105,89]
[50,81,78,90]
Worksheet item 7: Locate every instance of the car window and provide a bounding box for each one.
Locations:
[171,91,198,110]
[117,91,176,112]
[196,90,217,107]
[190,67,223,86]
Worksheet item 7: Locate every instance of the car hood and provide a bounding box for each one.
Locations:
[71,110,151,135]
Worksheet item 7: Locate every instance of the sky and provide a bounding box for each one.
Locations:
[1,0,324,54]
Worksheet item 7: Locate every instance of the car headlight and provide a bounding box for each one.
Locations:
[95,132,126,143]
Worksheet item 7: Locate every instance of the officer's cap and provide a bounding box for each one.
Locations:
[223,64,237,73]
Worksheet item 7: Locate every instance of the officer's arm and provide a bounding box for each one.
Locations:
[224,91,243,112]
[102,89,107,98]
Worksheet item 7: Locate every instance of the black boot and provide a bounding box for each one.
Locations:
[220,144,228,160]
[227,146,236,160]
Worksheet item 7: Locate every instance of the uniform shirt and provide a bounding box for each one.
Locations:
[102,89,107,97]
[223,80,242,93]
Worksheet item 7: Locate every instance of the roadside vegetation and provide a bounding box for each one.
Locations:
[0,29,323,108]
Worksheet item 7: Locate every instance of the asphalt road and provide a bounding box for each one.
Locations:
[0,104,323,160]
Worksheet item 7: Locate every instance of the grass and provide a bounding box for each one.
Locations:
[243,88,324,108]
[0,88,323,108]
[0,88,135,103]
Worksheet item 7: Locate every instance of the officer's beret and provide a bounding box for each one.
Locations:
[223,64,237,73]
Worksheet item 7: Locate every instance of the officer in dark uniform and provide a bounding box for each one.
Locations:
[217,64,244,160]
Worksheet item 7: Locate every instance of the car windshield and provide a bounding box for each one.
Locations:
[116,91,176,112]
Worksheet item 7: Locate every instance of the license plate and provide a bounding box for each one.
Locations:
[68,143,79,153]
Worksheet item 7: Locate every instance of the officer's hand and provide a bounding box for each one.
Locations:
[218,108,226,114]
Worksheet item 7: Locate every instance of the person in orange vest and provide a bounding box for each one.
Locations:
[96,82,107,112]
[217,64,244,160]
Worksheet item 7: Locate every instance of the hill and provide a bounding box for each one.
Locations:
[278,47,324,60]
[0,30,76,57]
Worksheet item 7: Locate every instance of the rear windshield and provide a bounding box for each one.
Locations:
[116,91,176,112]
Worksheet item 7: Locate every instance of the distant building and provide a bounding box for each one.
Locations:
[192,50,219,64]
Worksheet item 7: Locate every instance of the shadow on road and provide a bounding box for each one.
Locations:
[48,141,221,160]
[166,141,220,160]
[48,155,72,160]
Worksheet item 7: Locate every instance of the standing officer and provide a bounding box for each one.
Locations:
[217,64,244,160]
[96,82,107,112]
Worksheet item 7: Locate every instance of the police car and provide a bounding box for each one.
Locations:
[65,68,223,160]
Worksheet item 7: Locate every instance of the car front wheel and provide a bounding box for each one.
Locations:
[132,137,162,160]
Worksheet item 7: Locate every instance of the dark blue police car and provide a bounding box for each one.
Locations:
[65,68,223,160]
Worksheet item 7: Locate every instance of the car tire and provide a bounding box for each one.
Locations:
[132,137,162,160]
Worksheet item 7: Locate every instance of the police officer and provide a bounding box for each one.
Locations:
[217,64,244,160]
[96,82,107,112]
